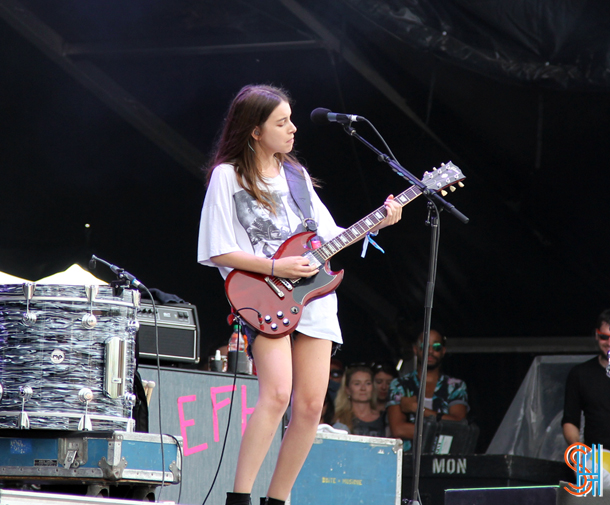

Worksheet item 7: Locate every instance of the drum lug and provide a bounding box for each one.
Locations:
[127,319,140,333]
[21,282,37,326]
[17,412,30,430]
[78,388,94,431]
[82,285,99,329]
[123,392,136,433]
[81,313,97,329]
[132,289,141,308]
[18,385,33,430]
[21,311,37,326]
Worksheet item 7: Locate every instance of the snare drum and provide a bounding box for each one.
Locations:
[0,283,139,431]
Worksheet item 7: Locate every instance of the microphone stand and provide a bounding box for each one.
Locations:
[341,124,469,505]
[89,255,144,295]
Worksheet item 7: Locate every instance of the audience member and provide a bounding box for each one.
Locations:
[334,364,386,437]
[371,361,399,413]
[327,357,344,401]
[386,329,469,450]
[563,309,610,448]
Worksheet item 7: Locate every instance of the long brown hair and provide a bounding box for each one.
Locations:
[206,84,302,213]
[334,365,377,432]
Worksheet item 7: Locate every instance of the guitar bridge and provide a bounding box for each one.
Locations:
[264,276,285,299]
[277,277,293,291]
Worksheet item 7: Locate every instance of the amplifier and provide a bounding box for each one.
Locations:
[138,302,200,364]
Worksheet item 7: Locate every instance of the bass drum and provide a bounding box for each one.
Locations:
[0,283,139,431]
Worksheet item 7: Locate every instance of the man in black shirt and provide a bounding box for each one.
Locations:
[562,309,610,448]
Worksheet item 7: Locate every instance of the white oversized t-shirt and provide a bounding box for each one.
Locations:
[198,163,343,344]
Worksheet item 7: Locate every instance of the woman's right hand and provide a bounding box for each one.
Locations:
[273,255,320,278]
[210,251,320,278]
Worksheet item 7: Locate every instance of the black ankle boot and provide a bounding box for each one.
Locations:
[226,492,251,505]
[260,498,285,505]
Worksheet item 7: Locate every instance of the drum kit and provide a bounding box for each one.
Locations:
[0,265,140,433]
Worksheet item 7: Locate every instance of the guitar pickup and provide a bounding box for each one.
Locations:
[264,277,285,299]
[303,251,322,269]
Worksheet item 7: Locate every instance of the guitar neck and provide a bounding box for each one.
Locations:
[313,185,424,262]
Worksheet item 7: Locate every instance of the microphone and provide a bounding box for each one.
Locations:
[89,254,143,290]
[606,350,610,378]
[310,107,366,125]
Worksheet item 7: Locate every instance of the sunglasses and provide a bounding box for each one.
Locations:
[596,330,610,341]
[419,342,444,352]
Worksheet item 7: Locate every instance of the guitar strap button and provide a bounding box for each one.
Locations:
[302,218,317,232]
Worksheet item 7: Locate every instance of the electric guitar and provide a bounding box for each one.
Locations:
[225,162,465,337]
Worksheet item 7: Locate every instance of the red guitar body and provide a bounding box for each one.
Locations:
[225,231,344,337]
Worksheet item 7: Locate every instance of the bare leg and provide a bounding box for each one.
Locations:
[233,335,293,493]
[266,333,332,500]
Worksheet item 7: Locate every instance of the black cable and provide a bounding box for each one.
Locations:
[163,432,184,504]
[201,324,241,505]
[361,118,400,164]
[139,287,167,503]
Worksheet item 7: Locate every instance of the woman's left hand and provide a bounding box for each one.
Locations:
[376,195,402,230]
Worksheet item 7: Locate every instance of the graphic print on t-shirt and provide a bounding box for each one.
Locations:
[234,188,301,258]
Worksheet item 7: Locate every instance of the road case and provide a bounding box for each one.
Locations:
[0,430,181,487]
[290,432,403,505]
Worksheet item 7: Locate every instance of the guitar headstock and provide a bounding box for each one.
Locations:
[422,161,465,196]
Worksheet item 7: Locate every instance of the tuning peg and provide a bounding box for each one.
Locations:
[441,190,448,196]
[449,186,456,192]
[458,182,464,187]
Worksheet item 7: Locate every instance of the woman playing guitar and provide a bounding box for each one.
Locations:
[197,84,402,505]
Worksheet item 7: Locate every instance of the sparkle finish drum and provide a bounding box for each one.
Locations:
[0,283,139,431]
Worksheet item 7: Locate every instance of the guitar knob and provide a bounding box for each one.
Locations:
[282,318,290,326]
[264,315,272,323]
[276,311,284,319]
[270,323,278,331]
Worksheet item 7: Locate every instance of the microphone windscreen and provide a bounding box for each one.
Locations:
[88,256,97,271]
[310,107,331,125]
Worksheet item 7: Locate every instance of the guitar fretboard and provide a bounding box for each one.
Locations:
[311,185,423,263]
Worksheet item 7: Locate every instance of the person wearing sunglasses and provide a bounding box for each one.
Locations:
[386,329,469,450]
[562,309,610,450]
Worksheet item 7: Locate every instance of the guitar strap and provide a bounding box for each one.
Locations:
[283,162,318,235]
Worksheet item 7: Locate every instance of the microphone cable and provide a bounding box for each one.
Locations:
[201,317,244,505]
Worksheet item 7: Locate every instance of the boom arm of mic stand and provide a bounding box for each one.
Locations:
[343,126,469,224]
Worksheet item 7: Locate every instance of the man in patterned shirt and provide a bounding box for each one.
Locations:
[387,329,469,450]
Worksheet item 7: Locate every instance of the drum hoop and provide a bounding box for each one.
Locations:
[0,295,136,308]
[0,411,132,423]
